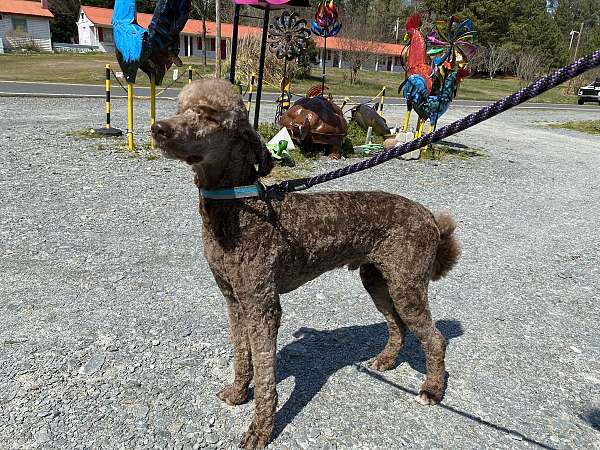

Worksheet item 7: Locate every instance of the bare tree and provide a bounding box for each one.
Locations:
[191,0,215,66]
[478,44,513,80]
[339,18,378,84]
[514,52,544,85]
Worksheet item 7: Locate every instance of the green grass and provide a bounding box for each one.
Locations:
[0,53,214,86]
[549,120,600,135]
[420,144,486,160]
[0,53,579,103]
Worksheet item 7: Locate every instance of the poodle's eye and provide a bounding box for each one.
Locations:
[204,115,220,125]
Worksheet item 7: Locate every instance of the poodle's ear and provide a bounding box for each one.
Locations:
[242,126,274,177]
[255,142,274,177]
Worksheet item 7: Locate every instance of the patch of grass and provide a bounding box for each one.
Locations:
[549,120,600,135]
[0,53,213,86]
[419,144,486,161]
[257,122,280,142]
[264,165,309,182]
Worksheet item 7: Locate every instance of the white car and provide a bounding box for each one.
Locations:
[577,77,600,105]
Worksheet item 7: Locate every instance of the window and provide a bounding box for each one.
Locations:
[98,27,104,42]
[80,13,84,19]
[11,17,28,34]
[103,28,113,43]
[197,36,203,50]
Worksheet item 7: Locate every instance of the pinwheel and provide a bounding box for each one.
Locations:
[427,16,479,71]
[268,11,311,60]
[310,0,341,37]
[268,11,310,121]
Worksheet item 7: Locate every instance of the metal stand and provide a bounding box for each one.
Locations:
[229,4,241,84]
[253,7,270,129]
[321,37,327,95]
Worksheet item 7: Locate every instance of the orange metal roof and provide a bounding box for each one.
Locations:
[0,0,54,18]
[80,6,260,38]
[80,6,405,56]
[314,36,406,56]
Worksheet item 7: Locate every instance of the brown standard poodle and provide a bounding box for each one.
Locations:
[151,79,461,449]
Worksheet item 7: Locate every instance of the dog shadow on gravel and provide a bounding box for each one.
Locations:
[270,320,463,439]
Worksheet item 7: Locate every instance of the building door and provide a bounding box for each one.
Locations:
[221,39,227,59]
[183,36,189,56]
[386,56,392,71]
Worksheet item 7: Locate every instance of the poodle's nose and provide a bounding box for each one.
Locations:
[151,121,174,141]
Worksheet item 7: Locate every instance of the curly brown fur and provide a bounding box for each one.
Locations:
[431,213,461,281]
[152,79,461,449]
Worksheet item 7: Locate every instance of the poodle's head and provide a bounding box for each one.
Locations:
[152,79,272,187]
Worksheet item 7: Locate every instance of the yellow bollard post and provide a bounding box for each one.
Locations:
[150,74,156,149]
[378,86,386,116]
[127,83,134,151]
[188,66,193,84]
[246,75,255,116]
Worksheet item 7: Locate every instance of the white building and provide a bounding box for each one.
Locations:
[0,0,54,53]
[77,5,250,59]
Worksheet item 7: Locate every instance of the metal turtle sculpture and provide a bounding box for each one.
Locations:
[279,86,348,158]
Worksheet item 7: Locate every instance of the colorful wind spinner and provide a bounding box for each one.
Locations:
[426,16,479,69]
[310,0,341,38]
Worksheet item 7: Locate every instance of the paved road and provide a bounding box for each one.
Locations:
[1,80,598,111]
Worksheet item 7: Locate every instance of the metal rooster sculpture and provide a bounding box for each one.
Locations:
[112,0,191,85]
[400,14,478,141]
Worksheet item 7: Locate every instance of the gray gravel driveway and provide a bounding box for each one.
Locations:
[1,96,599,450]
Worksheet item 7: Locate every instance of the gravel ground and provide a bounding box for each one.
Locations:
[1,96,600,450]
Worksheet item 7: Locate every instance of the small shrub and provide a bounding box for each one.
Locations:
[345,121,384,146]
[257,123,280,142]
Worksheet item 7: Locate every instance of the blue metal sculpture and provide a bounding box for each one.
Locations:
[112,0,191,84]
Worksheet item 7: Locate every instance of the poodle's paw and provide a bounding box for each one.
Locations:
[217,385,248,406]
[415,391,439,406]
[415,375,445,405]
[239,424,271,449]
[368,354,397,372]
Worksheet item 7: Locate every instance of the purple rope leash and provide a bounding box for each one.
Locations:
[268,48,600,194]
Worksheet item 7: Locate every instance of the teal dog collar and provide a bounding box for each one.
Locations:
[199,183,262,200]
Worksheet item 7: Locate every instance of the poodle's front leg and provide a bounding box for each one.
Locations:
[239,296,282,449]
[214,277,253,406]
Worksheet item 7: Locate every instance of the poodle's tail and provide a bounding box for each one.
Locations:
[431,213,461,281]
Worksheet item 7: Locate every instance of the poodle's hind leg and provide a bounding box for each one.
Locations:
[388,280,447,406]
[214,277,253,406]
[360,264,407,372]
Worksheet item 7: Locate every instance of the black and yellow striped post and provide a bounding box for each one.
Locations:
[93,64,122,136]
[150,73,156,149]
[188,66,193,84]
[246,75,255,117]
[378,86,386,116]
[127,82,135,151]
